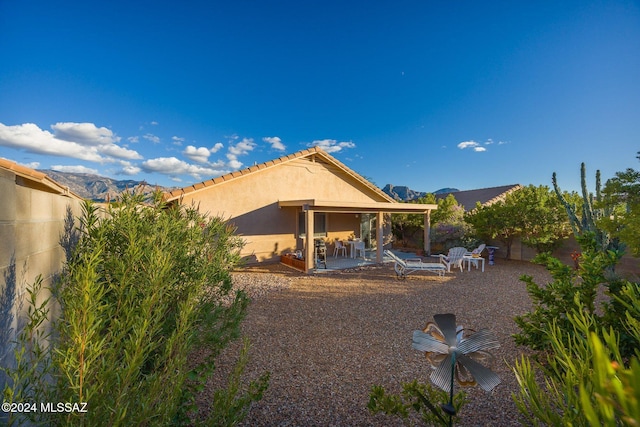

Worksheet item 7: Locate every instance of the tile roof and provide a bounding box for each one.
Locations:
[163,146,396,203]
[435,184,523,211]
[0,157,83,199]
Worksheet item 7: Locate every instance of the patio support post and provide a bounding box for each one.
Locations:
[376,211,384,263]
[304,206,315,272]
[424,210,431,256]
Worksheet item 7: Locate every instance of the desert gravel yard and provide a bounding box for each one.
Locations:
[200,259,553,426]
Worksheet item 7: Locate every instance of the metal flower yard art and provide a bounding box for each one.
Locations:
[413,313,501,424]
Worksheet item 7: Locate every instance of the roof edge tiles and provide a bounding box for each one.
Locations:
[0,158,83,199]
[163,146,396,203]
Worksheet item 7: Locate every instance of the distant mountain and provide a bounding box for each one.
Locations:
[40,170,173,202]
[382,184,459,201]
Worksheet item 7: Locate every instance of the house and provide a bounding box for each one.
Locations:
[435,184,523,211]
[163,147,437,272]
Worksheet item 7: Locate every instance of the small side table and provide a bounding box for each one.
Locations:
[486,246,499,265]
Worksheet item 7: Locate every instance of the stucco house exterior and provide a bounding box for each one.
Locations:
[164,147,436,272]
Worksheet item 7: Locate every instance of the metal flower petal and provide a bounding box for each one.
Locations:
[412,313,501,393]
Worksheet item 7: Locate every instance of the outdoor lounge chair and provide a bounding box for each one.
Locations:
[436,247,467,272]
[384,250,446,279]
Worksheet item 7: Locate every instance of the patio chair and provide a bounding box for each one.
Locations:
[437,247,467,272]
[354,241,366,259]
[333,240,347,257]
[384,250,445,279]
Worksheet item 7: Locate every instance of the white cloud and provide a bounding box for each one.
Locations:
[0,122,143,162]
[52,122,119,145]
[210,142,224,153]
[474,146,487,152]
[22,161,40,169]
[141,156,229,180]
[116,161,141,175]
[128,136,139,143]
[263,136,286,151]
[172,136,185,146]
[227,158,243,169]
[51,164,99,174]
[183,145,211,163]
[308,139,356,153]
[150,121,159,126]
[228,138,256,156]
[143,133,160,144]
[457,141,480,150]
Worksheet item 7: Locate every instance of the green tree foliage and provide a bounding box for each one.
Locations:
[391,194,462,248]
[465,186,573,259]
[465,200,521,259]
[509,185,573,254]
[600,152,640,257]
[2,191,269,426]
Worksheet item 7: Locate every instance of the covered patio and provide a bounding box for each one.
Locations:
[278,199,437,273]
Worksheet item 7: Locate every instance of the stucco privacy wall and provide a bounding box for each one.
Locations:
[0,164,84,387]
[176,155,388,262]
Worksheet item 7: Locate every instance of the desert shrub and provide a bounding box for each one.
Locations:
[2,191,268,426]
[513,300,640,425]
[368,380,466,426]
[514,233,639,361]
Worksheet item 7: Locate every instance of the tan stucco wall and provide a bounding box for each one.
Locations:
[177,157,388,262]
[0,167,84,377]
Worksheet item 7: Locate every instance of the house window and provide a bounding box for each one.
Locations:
[298,211,327,237]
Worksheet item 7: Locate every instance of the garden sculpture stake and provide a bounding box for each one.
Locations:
[413,313,501,426]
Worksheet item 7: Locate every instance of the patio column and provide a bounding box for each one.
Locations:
[424,210,431,255]
[376,211,384,263]
[304,206,314,273]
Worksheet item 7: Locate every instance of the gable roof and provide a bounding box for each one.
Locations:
[0,158,83,199]
[164,146,396,203]
[435,184,523,211]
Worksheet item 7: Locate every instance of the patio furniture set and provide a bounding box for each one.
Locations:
[385,244,489,279]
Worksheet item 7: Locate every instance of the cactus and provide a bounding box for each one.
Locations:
[552,163,622,254]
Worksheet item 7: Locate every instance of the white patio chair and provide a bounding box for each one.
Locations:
[437,247,467,272]
[354,241,366,258]
[333,240,347,257]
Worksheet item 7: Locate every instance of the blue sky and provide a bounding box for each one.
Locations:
[1,1,639,193]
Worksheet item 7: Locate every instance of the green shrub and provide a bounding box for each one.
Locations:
[512,299,640,425]
[368,380,466,426]
[2,191,268,426]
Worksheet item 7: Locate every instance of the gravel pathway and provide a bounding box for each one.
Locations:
[199,259,552,426]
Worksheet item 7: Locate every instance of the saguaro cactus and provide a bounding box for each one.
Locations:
[552,163,622,253]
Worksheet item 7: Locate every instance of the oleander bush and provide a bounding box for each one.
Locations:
[2,190,269,426]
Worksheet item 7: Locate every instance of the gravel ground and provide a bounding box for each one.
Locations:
[198,259,553,426]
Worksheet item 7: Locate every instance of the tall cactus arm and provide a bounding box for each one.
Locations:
[552,171,582,236]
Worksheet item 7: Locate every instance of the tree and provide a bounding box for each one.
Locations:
[465,200,521,259]
[600,152,640,257]
[391,194,461,248]
[509,185,573,254]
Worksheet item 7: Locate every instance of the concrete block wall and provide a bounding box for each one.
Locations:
[0,168,84,387]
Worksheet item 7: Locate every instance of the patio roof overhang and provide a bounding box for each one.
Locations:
[279,199,437,273]
[278,199,437,213]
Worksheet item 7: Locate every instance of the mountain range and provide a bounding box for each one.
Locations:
[381,184,459,201]
[39,170,454,203]
[40,170,173,202]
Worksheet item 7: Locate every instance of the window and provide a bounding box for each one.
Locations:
[298,211,326,237]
